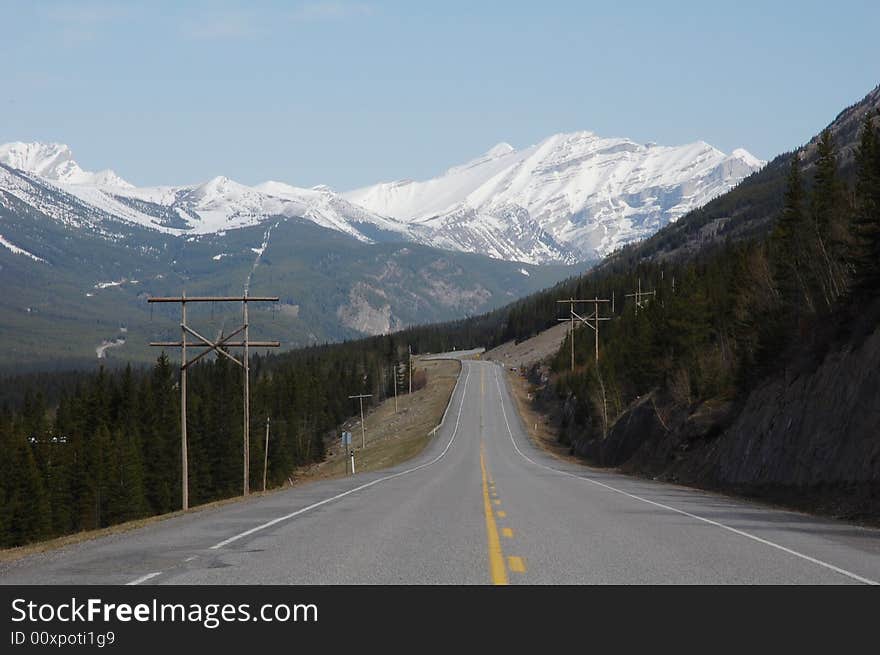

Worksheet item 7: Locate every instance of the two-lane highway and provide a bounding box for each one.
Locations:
[2,358,879,584]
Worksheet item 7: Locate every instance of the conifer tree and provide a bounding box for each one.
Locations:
[852,112,880,296]
[811,129,848,304]
[771,152,812,313]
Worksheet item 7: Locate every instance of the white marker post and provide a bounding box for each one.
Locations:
[350,449,356,475]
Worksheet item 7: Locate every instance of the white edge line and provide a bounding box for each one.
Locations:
[429,356,461,436]
[209,362,472,550]
[491,364,878,586]
[126,571,162,586]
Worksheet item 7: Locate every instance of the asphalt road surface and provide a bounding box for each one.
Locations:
[2,358,879,585]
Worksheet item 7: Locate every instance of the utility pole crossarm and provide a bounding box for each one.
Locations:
[625,279,656,315]
[149,341,281,347]
[148,296,280,303]
[555,296,611,366]
[146,291,279,508]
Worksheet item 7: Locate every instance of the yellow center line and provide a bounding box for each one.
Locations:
[480,447,508,585]
[508,556,526,573]
[497,510,507,518]
[502,528,514,538]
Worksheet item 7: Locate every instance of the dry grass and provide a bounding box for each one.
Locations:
[0,358,461,564]
[505,369,581,465]
[299,358,461,480]
[484,322,568,370]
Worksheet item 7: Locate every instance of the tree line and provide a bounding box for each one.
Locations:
[0,336,417,547]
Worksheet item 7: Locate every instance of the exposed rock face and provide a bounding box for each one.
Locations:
[336,283,399,335]
[563,324,880,519]
[712,328,880,488]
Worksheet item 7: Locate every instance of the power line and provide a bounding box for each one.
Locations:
[625,278,656,315]
[557,297,612,367]
[148,291,279,510]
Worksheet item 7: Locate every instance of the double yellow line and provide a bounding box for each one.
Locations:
[479,364,526,585]
[480,446,508,585]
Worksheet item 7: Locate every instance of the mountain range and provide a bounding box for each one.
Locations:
[0,131,761,369]
[0,132,762,265]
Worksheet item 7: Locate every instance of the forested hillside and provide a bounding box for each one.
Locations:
[0,336,417,547]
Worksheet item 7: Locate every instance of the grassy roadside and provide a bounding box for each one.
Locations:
[504,368,579,465]
[299,357,460,480]
[0,357,461,564]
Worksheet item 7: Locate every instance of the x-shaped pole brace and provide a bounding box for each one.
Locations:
[181,323,246,370]
[571,309,610,332]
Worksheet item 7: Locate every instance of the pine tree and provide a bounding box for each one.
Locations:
[851,111,880,296]
[810,129,849,305]
[48,396,75,536]
[143,354,178,514]
[771,153,811,311]
[0,420,51,547]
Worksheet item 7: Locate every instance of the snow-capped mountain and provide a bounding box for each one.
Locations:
[0,143,405,242]
[0,142,133,188]
[345,132,764,262]
[0,134,762,265]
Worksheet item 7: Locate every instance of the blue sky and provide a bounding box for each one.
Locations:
[1,0,878,190]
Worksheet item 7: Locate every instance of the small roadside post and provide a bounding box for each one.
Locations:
[342,431,352,474]
[350,449,356,475]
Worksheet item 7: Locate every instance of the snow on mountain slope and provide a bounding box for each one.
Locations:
[0,142,132,188]
[0,135,763,265]
[255,181,410,240]
[347,141,533,220]
[345,132,764,261]
[0,143,407,241]
[74,176,406,238]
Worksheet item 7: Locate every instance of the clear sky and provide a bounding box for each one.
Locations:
[1,0,878,190]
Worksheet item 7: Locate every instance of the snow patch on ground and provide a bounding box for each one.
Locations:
[96,337,125,359]
[94,279,125,289]
[0,234,47,262]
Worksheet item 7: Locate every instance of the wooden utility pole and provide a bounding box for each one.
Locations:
[181,291,188,510]
[262,416,270,493]
[556,298,579,370]
[557,297,612,366]
[408,345,413,394]
[571,297,611,364]
[625,279,656,315]
[393,363,399,413]
[348,393,372,449]
[148,292,279,507]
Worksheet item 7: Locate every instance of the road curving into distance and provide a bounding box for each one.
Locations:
[2,355,879,584]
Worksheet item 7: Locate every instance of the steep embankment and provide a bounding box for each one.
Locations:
[553,301,880,522]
